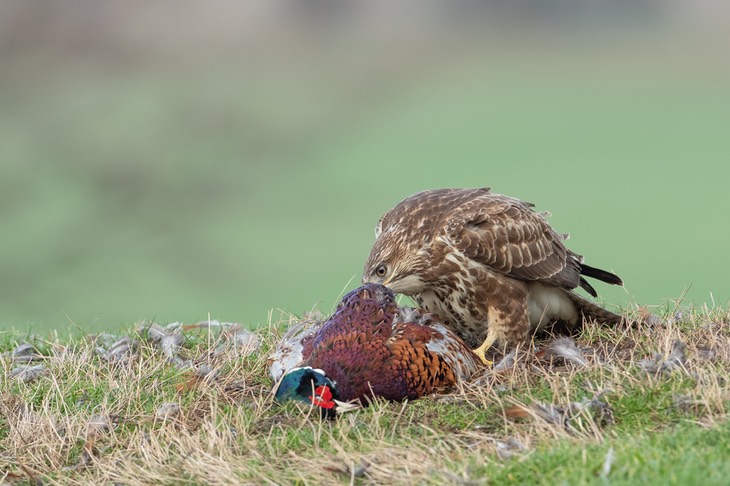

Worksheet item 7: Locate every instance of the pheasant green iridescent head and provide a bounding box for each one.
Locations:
[274,367,342,418]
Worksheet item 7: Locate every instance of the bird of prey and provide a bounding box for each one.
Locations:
[362,187,624,364]
[270,283,482,416]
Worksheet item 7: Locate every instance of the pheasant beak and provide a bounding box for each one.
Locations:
[333,399,361,414]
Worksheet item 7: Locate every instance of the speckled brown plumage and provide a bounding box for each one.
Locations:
[362,188,624,363]
[269,284,481,405]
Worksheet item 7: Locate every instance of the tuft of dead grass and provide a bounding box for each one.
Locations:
[1,306,728,484]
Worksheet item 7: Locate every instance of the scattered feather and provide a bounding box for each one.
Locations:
[175,364,220,392]
[223,380,247,395]
[79,441,96,468]
[638,340,687,375]
[672,393,704,413]
[695,347,717,362]
[185,319,261,351]
[185,319,230,330]
[493,351,516,372]
[87,414,117,437]
[268,318,323,382]
[664,340,687,370]
[537,338,589,367]
[699,321,722,331]
[155,402,181,420]
[638,354,663,374]
[12,343,43,363]
[202,327,261,360]
[491,348,532,373]
[302,309,325,321]
[636,307,663,327]
[323,460,369,480]
[228,328,261,353]
[97,337,136,363]
[143,323,185,361]
[10,364,47,383]
[89,332,118,347]
[495,437,527,461]
[64,439,97,471]
[506,394,613,432]
[195,363,218,380]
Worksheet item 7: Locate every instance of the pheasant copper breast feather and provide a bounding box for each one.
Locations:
[362,187,624,364]
[270,284,481,416]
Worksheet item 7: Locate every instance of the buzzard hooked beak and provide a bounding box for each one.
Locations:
[381,276,393,286]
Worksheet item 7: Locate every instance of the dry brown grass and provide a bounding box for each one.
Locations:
[1,306,728,485]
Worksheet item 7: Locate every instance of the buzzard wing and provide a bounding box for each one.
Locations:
[443,189,583,290]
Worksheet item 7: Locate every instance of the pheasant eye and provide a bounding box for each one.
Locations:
[375,265,387,277]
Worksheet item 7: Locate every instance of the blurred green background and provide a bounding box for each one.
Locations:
[2,1,729,335]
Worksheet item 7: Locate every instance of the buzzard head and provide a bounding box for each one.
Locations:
[362,226,429,295]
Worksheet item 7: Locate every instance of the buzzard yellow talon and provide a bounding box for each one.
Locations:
[476,356,493,366]
[472,329,498,366]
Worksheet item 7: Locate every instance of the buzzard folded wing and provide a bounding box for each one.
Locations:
[445,193,583,291]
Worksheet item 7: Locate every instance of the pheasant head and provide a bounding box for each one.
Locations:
[274,366,357,418]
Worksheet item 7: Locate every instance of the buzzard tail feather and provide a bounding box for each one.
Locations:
[563,290,624,325]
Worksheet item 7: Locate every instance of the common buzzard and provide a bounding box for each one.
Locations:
[362,188,624,364]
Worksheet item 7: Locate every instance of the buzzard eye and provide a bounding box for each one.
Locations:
[375,264,387,277]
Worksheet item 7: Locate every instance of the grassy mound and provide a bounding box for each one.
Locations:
[1,306,728,485]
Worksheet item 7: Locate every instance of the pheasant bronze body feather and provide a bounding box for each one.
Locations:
[270,284,482,415]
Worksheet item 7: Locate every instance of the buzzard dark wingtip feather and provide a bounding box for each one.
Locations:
[580,263,624,287]
[579,277,598,298]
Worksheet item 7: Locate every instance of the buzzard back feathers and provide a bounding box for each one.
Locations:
[371,188,621,296]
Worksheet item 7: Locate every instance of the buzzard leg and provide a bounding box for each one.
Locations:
[472,327,498,365]
[472,303,530,365]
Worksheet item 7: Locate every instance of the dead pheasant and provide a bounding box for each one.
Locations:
[270,284,482,416]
